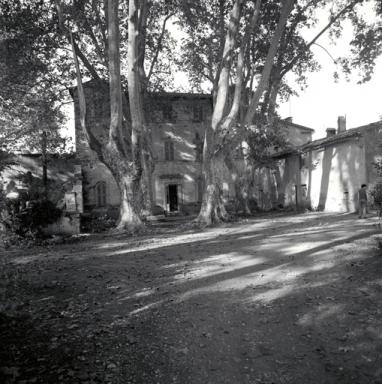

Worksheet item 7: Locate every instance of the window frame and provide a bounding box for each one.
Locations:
[192,104,203,122]
[164,140,175,161]
[95,181,107,207]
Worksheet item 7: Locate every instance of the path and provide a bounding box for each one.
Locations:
[1,212,382,383]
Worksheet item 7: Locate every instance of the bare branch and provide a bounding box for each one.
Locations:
[280,0,362,77]
[146,12,175,83]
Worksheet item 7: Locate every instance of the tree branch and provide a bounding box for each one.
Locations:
[69,31,103,159]
[146,12,174,83]
[244,0,295,126]
[280,0,362,77]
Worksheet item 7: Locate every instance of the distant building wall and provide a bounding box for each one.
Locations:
[308,140,365,212]
[275,121,382,213]
[282,122,313,147]
[364,124,382,185]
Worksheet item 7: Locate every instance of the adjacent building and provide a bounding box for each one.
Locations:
[273,117,382,212]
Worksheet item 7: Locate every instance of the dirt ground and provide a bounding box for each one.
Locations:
[1,212,382,384]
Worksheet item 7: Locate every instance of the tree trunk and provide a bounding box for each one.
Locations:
[224,155,251,215]
[198,153,229,225]
[127,0,153,216]
[65,0,143,230]
[108,0,142,230]
[99,142,141,230]
[244,0,295,125]
[196,0,242,225]
[141,141,155,214]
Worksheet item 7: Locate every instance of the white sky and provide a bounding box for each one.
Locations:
[278,54,382,138]
[172,2,382,139]
[64,3,381,142]
[278,3,382,138]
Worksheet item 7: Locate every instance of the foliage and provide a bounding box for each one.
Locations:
[81,212,117,233]
[0,0,70,153]
[373,159,382,176]
[246,119,288,168]
[336,0,382,83]
[1,199,62,242]
[177,0,321,96]
[56,0,178,91]
[370,183,382,204]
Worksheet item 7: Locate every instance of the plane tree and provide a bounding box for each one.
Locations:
[1,0,178,230]
[177,0,372,221]
[177,0,298,223]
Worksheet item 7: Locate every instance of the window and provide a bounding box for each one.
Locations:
[162,104,175,122]
[95,181,107,207]
[193,132,203,162]
[164,140,174,161]
[193,104,203,122]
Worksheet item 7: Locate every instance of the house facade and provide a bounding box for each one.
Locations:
[71,82,218,214]
[273,117,382,212]
[71,82,315,215]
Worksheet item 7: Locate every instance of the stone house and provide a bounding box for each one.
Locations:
[71,81,315,215]
[71,81,217,215]
[273,117,382,212]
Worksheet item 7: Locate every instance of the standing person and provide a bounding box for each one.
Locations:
[358,184,368,218]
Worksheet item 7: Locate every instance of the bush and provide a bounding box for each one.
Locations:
[81,212,117,233]
[1,199,62,240]
[371,183,382,204]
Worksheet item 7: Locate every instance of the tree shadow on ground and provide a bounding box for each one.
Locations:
[1,212,382,383]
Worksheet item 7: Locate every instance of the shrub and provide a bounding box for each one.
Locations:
[1,199,62,240]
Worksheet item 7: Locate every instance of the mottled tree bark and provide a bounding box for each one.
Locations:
[197,0,293,225]
[196,0,243,225]
[107,0,142,230]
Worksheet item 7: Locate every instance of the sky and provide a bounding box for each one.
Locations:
[64,2,381,143]
[172,2,382,140]
[278,54,382,139]
[278,4,382,139]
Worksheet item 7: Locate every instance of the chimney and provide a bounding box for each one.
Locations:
[284,117,293,123]
[326,128,336,137]
[337,116,346,133]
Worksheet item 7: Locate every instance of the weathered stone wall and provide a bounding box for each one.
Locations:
[72,83,217,213]
[282,124,313,147]
[72,82,316,214]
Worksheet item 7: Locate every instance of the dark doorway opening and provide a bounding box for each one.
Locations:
[166,184,178,211]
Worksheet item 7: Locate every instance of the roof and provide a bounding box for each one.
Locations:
[272,120,382,159]
[148,92,212,100]
[281,119,315,132]
[69,80,212,100]
[302,121,382,151]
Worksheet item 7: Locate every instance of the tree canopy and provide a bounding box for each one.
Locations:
[1,0,382,227]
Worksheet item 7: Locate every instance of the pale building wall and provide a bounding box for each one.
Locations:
[72,83,223,214]
[308,140,366,212]
[283,124,313,147]
[148,95,210,211]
